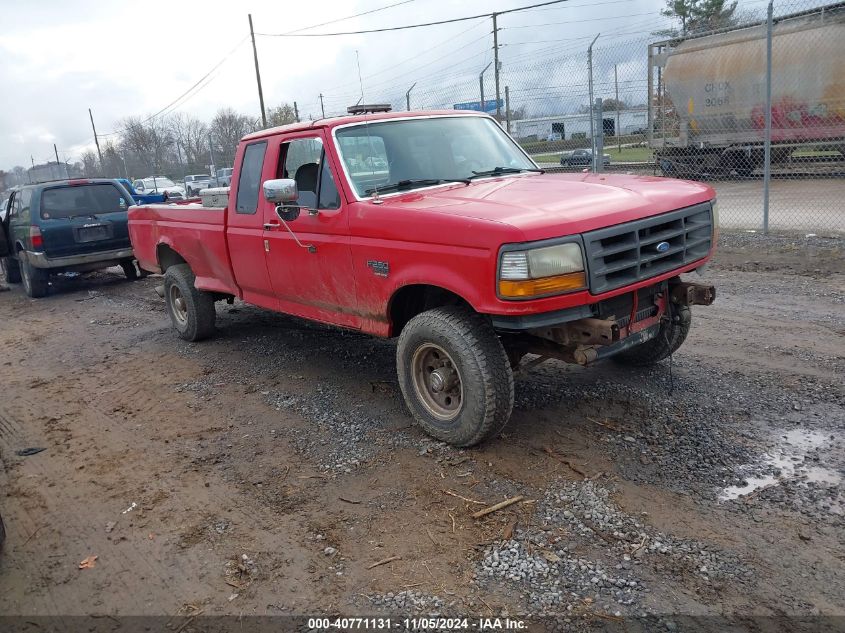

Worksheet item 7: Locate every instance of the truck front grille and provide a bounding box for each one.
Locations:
[582,202,713,294]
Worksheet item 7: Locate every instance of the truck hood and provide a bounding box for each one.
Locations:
[377,173,715,241]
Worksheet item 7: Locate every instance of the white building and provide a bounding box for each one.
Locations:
[511,107,648,141]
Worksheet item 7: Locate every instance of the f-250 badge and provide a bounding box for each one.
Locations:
[366,260,389,277]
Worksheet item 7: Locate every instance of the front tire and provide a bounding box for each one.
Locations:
[612,305,691,366]
[164,264,216,341]
[21,257,49,298]
[396,306,514,447]
[1,256,21,284]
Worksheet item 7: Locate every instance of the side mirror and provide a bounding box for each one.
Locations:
[276,205,301,222]
[263,178,298,204]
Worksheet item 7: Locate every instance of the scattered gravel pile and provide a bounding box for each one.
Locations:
[267,387,375,472]
[515,374,752,493]
[541,480,746,583]
[363,590,447,613]
[476,539,640,614]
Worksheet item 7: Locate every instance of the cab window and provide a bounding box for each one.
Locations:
[235,141,267,215]
[280,138,340,211]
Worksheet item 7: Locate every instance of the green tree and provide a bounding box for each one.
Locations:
[659,0,738,35]
[267,103,298,128]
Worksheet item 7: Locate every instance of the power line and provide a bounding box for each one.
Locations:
[138,36,248,125]
[504,10,665,28]
[256,0,575,37]
[284,0,418,34]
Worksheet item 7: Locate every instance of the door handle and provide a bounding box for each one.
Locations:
[263,223,279,230]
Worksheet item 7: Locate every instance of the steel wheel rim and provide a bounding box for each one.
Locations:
[411,343,463,422]
[169,285,188,325]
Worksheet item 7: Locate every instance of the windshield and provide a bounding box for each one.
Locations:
[334,116,536,198]
[186,175,207,182]
[40,184,129,219]
[143,178,176,189]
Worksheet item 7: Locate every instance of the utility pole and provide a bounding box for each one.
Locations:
[480,61,492,113]
[505,85,511,134]
[762,0,773,234]
[54,144,60,165]
[248,14,267,128]
[594,98,604,173]
[493,13,501,119]
[406,82,417,111]
[294,101,300,122]
[208,133,216,175]
[587,34,600,172]
[614,64,621,154]
[89,108,104,172]
[319,93,325,118]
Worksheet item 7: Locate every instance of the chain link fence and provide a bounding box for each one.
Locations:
[306,0,843,233]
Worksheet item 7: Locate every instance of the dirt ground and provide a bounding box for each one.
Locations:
[0,233,843,631]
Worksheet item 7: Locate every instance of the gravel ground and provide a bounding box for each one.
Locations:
[0,231,843,629]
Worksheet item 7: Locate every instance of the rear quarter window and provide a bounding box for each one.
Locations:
[40,184,129,220]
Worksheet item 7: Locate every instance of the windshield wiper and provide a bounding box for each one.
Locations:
[468,166,545,180]
[365,178,470,196]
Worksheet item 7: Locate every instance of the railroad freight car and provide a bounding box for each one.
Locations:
[648,2,845,177]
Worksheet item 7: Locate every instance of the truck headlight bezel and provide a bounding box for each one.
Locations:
[497,237,588,300]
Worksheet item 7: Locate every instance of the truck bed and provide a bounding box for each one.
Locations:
[128,203,239,296]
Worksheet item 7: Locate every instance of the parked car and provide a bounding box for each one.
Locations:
[0,178,138,297]
[216,168,233,186]
[560,149,611,167]
[116,178,165,205]
[132,177,186,200]
[183,174,213,197]
[129,110,716,448]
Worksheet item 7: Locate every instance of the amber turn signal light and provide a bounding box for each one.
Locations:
[499,271,587,298]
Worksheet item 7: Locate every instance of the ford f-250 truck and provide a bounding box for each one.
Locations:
[128,110,716,447]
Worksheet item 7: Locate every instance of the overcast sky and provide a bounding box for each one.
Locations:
[0,0,770,170]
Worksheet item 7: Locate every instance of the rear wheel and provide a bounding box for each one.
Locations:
[396,306,514,447]
[1,256,21,284]
[21,257,49,298]
[164,264,216,341]
[612,305,691,366]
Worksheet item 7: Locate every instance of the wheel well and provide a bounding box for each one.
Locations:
[157,244,187,272]
[389,284,471,336]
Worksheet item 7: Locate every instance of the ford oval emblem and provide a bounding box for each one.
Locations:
[655,241,671,253]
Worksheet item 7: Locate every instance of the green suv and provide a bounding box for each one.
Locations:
[0,179,138,298]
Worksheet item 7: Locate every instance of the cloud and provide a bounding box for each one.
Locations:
[0,0,668,170]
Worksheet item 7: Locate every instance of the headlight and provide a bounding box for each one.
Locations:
[499,242,587,299]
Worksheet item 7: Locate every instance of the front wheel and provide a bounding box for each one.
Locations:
[164,264,216,341]
[396,306,514,447]
[21,257,49,298]
[612,305,691,366]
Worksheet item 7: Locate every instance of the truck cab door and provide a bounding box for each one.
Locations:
[261,133,359,328]
[226,140,278,311]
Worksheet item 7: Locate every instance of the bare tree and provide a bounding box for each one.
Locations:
[80,149,99,177]
[168,113,211,173]
[210,108,259,167]
[119,115,175,175]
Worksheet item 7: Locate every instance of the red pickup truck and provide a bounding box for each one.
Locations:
[129,110,716,447]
